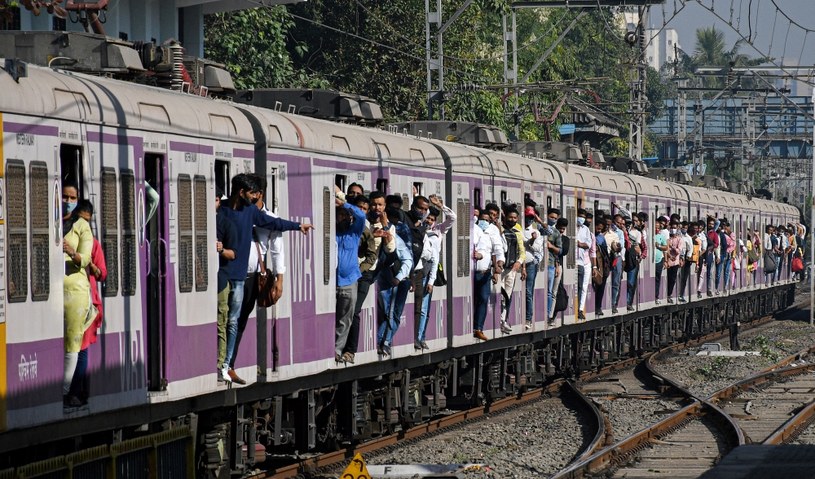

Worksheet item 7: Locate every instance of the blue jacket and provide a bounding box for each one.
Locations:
[220,201,301,281]
[336,203,366,287]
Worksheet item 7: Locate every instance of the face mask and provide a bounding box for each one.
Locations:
[680,229,687,235]
[478,219,489,231]
[505,220,516,229]
[576,217,585,226]
[63,201,77,216]
[670,229,677,235]
[547,218,557,226]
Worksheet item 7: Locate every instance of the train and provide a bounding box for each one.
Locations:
[0,58,799,477]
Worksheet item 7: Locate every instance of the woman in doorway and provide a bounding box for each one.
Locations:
[61,184,94,408]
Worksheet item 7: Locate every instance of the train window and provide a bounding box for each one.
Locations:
[60,144,83,195]
[413,182,424,197]
[524,192,531,204]
[323,187,331,285]
[268,168,279,213]
[500,190,507,205]
[120,171,137,296]
[376,178,388,193]
[101,168,119,297]
[577,198,583,210]
[30,162,50,302]
[474,188,482,209]
[215,160,230,198]
[194,175,208,292]
[456,198,471,278]
[401,193,410,211]
[6,161,27,303]
[593,200,599,219]
[547,195,552,209]
[335,174,347,193]
[177,175,194,293]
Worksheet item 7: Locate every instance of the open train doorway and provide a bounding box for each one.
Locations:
[144,153,168,391]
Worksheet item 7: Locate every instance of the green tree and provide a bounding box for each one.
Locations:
[204,6,323,90]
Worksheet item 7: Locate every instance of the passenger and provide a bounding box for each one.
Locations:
[405,196,430,347]
[678,221,695,302]
[721,220,735,293]
[608,213,626,314]
[346,182,364,198]
[762,225,778,286]
[219,174,312,384]
[575,209,594,320]
[344,191,395,363]
[66,200,107,407]
[653,215,669,304]
[61,183,93,407]
[544,208,562,320]
[785,225,796,279]
[415,195,456,350]
[334,187,366,363]
[695,220,708,298]
[551,217,569,321]
[522,203,546,328]
[637,212,649,265]
[706,217,721,296]
[230,174,285,384]
[593,213,610,317]
[215,188,237,383]
[499,204,525,333]
[665,220,684,302]
[625,213,644,311]
[472,209,494,341]
[376,207,414,356]
[483,203,506,279]
[776,225,787,282]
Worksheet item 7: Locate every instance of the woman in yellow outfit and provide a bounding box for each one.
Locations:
[61,183,93,404]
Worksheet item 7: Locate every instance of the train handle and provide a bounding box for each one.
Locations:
[157,237,168,279]
[144,239,151,277]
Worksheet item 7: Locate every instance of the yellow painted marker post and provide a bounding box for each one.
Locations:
[340,453,370,479]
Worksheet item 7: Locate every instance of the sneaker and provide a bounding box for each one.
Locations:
[577,311,586,320]
[380,344,392,357]
[414,341,423,351]
[707,291,713,297]
[420,341,429,350]
[612,307,618,314]
[525,321,532,330]
[596,310,604,317]
[342,352,355,364]
[227,369,246,385]
[697,292,703,299]
[220,365,231,383]
[473,330,488,341]
[679,297,686,303]
[500,321,512,334]
[655,299,662,305]
[335,353,345,363]
[667,298,674,304]
[627,305,635,312]
[63,395,82,408]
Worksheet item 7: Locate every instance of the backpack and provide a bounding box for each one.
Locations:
[554,283,569,313]
[624,245,640,272]
[595,239,611,281]
[747,242,759,264]
[792,256,804,273]
[762,251,777,274]
[560,235,571,260]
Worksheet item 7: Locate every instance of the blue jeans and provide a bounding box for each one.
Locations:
[655,259,664,299]
[626,265,639,307]
[715,258,725,290]
[546,265,556,317]
[417,275,433,342]
[525,263,538,323]
[705,252,715,292]
[377,279,410,346]
[474,271,492,331]
[610,259,622,308]
[722,256,731,289]
[775,254,783,282]
[223,279,245,369]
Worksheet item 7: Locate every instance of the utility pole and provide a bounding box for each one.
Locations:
[676,78,687,166]
[810,86,814,326]
[628,6,647,161]
[426,0,443,120]
[503,11,519,139]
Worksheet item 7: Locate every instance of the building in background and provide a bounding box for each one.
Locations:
[645,28,679,72]
[0,0,304,57]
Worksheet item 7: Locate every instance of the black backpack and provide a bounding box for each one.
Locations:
[554,283,569,313]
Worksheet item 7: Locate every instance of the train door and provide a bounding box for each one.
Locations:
[144,153,168,391]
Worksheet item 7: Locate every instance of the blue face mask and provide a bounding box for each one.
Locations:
[577,217,585,226]
[477,219,489,231]
[680,229,687,235]
[547,218,557,226]
[63,201,77,217]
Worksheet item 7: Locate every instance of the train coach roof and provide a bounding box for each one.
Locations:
[243,107,446,166]
[0,60,255,143]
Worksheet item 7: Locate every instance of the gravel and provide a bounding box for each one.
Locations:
[350,396,587,478]
[653,319,815,398]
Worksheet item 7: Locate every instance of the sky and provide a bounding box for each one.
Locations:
[652,0,815,76]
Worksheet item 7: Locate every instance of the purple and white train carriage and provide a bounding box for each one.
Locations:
[0,61,800,475]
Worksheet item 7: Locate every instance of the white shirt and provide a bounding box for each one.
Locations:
[485,222,505,264]
[472,221,493,272]
[247,206,285,275]
[425,205,457,284]
[524,224,545,265]
[682,233,693,260]
[576,223,593,266]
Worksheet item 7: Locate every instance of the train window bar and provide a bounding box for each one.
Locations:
[376,178,388,193]
[500,190,507,205]
[335,175,347,193]
[474,188,482,209]
[413,182,423,197]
